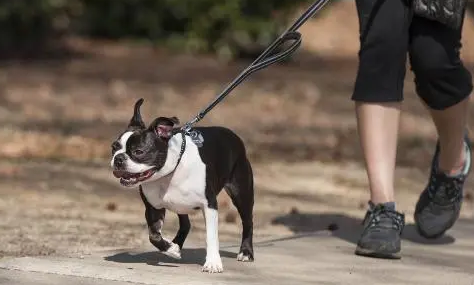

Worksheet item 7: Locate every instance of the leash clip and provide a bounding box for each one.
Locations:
[181,123,192,134]
[180,118,204,147]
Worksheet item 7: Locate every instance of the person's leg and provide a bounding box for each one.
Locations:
[431,102,469,175]
[355,102,400,204]
[409,16,473,239]
[352,0,410,258]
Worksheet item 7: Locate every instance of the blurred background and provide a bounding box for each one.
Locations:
[1,0,474,258]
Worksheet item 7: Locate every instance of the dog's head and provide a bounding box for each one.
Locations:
[110,98,180,187]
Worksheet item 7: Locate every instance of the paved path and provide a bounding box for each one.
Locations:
[1,219,474,285]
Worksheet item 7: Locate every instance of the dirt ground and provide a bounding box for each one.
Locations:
[1,2,474,259]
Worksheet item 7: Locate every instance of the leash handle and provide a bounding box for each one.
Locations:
[181,0,332,133]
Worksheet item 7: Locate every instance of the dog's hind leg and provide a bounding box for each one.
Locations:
[139,187,181,259]
[225,157,255,262]
[172,214,191,249]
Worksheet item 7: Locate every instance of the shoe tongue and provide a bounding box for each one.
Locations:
[382,202,396,211]
[369,201,395,211]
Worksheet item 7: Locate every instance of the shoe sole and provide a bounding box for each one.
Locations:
[354,246,401,260]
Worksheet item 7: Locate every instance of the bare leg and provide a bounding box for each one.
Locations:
[355,102,401,204]
[429,97,470,174]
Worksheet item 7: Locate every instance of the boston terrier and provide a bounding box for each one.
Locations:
[110,98,255,273]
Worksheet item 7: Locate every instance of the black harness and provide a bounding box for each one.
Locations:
[170,130,187,173]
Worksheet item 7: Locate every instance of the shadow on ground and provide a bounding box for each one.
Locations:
[271,212,456,245]
[103,212,459,268]
[104,248,237,267]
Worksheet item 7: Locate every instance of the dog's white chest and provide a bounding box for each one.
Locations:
[140,150,207,214]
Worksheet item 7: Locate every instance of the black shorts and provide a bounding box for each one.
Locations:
[352,0,473,110]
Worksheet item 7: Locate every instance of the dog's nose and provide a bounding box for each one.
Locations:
[114,154,126,168]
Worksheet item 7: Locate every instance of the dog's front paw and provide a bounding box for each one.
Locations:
[162,242,181,260]
[202,255,223,273]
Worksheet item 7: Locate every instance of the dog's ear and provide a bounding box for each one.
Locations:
[127,98,146,131]
[148,116,180,140]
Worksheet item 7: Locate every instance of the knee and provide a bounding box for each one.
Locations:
[409,41,455,78]
[409,40,473,110]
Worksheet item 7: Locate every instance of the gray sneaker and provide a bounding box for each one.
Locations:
[355,202,405,259]
[414,135,471,239]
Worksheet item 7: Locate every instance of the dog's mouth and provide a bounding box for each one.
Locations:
[113,168,157,187]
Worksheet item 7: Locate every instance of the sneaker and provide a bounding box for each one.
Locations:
[414,135,471,239]
[355,202,405,259]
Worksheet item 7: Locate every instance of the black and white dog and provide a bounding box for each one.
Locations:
[110,98,255,273]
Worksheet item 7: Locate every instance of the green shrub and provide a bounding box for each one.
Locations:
[76,0,314,59]
[0,0,79,56]
[0,0,317,59]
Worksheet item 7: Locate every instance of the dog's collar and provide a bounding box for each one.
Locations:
[171,131,186,172]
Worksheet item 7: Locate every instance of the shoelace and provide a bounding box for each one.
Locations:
[363,205,404,232]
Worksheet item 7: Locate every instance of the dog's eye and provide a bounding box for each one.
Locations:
[133,149,144,156]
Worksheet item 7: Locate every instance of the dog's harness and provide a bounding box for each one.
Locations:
[168,127,204,173]
[170,130,187,172]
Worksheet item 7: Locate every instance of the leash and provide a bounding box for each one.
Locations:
[180,0,332,134]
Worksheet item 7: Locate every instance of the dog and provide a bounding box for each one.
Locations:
[110,98,255,273]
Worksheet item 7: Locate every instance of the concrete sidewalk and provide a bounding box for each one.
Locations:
[1,220,474,285]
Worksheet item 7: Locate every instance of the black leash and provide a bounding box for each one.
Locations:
[180,0,332,134]
[171,0,332,170]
